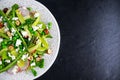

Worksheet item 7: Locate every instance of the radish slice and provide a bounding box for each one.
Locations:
[7,60,30,74]
[18,7,29,17]
[17,59,30,71]
[7,65,19,74]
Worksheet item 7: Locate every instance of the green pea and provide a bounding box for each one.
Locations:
[1,42,5,46]
[16,36,19,39]
[13,36,17,41]
[47,22,52,30]
[2,45,7,48]
[8,41,13,45]
[19,45,23,49]
[27,7,32,11]
[41,31,45,36]
[18,49,23,53]
[32,31,35,35]
[33,31,37,35]
[14,33,19,38]
[29,27,33,32]
[0,65,3,70]
[2,18,6,22]
[4,41,7,45]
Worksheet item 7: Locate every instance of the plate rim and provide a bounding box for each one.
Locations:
[33,0,61,79]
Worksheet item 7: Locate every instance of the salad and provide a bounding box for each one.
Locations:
[0,4,52,76]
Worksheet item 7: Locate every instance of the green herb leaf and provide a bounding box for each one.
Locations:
[45,34,53,38]
[47,22,52,30]
[27,7,32,11]
[25,18,35,25]
[31,68,37,76]
[36,59,44,68]
[12,4,19,10]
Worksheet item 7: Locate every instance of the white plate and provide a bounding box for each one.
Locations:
[0,0,60,80]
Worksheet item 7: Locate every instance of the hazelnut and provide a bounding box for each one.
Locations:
[0,22,4,28]
[8,45,14,50]
[46,49,52,54]
[30,49,36,54]
[3,8,8,13]
[38,55,42,58]
[6,31,12,37]
[24,35,29,39]
[16,20,21,26]
[36,57,41,61]
[28,56,33,61]
[30,11,36,17]
[44,29,49,35]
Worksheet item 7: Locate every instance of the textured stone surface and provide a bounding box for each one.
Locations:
[37,0,120,80]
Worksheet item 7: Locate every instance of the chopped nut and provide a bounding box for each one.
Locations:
[24,35,29,38]
[16,20,21,26]
[30,49,36,54]
[0,22,4,28]
[38,55,42,58]
[17,66,22,72]
[36,57,41,61]
[28,56,33,61]
[8,45,14,50]
[46,49,52,54]
[30,11,36,17]
[44,29,49,35]
[3,8,8,13]
[7,31,12,37]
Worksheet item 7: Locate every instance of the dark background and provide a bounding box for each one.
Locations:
[35,0,120,80]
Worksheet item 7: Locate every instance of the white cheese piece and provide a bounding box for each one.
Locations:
[38,24,43,28]
[4,23,9,32]
[12,17,18,20]
[23,47,25,51]
[38,24,43,29]
[11,28,16,34]
[11,56,15,60]
[0,38,3,43]
[4,27,9,32]
[34,12,40,17]
[30,62,36,66]
[21,31,28,37]
[16,48,19,52]
[0,61,2,65]
[36,39,40,44]
[12,66,18,74]
[32,26,39,31]
[8,52,15,60]
[28,37,31,41]
[5,60,11,63]
[22,54,28,61]
[4,22,7,26]
[0,16,3,21]
[8,52,11,57]
[10,36,12,40]
[22,6,27,10]
[16,39,22,47]
[11,33,14,36]
[32,24,42,31]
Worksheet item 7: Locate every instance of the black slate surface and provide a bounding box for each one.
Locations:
[35,0,120,80]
